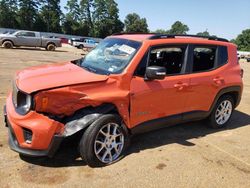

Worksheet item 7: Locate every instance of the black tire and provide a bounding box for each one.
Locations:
[3,41,13,49]
[207,95,235,128]
[79,44,84,49]
[46,43,56,51]
[79,114,130,167]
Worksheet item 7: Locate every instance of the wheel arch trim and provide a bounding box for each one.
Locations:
[63,103,119,137]
[209,85,242,114]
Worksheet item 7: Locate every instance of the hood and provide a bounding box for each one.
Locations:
[15,62,108,94]
[0,33,13,37]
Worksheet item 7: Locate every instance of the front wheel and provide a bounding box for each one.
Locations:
[3,41,13,49]
[79,114,130,167]
[207,95,234,128]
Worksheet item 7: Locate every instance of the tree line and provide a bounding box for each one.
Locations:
[0,0,249,50]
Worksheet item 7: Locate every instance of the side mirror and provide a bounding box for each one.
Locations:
[145,66,166,80]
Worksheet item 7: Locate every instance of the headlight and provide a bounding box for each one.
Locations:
[12,83,32,115]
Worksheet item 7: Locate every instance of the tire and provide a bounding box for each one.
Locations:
[207,95,235,128]
[79,44,84,49]
[46,43,56,51]
[79,114,130,167]
[3,41,13,49]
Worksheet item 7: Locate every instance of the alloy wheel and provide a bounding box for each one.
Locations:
[94,123,124,163]
[215,100,233,125]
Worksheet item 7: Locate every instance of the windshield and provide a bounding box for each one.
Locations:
[80,38,141,75]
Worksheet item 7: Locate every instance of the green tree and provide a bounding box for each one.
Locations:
[40,0,62,33]
[124,13,149,33]
[79,0,94,36]
[18,0,40,30]
[93,0,124,38]
[62,0,81,35]
[196,30,210,36]
[167,21,189,34]
[154,29,168,34]
[0,0,19,28]
[233,29,250,51]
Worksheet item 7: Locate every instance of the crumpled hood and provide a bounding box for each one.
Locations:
[15,62,108,94]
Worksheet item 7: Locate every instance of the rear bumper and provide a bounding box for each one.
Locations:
[4,93,65,157]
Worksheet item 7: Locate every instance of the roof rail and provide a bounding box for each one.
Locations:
[148,34,229,42]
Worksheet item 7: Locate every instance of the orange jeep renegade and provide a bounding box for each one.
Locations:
[4,33,243,167]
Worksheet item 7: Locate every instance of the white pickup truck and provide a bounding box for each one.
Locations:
[0,30,62,51]
[72,38,98,49]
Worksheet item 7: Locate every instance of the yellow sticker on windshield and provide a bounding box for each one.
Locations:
[118,44,136,54]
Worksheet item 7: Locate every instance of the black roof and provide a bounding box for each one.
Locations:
[112,33,229,42]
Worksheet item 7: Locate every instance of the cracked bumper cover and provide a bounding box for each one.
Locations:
[4,94,65,157]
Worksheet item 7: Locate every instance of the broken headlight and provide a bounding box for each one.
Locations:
[12,83,32,115]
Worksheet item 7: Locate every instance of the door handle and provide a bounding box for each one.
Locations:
[174,82,189,90]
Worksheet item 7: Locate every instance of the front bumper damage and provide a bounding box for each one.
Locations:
[4,94,65,157]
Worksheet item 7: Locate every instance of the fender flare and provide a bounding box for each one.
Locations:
[208,85,242,114]
[2,39,14,46]
[62,103,118,137]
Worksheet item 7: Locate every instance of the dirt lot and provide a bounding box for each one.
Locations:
[0,46,250,188]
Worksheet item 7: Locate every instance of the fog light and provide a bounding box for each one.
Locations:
[23,128,32,144]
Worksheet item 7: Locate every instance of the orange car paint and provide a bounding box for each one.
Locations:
[6,93,64,150]
[6,35,242,151]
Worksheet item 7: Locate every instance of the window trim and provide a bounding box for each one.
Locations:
[133,43,229,78]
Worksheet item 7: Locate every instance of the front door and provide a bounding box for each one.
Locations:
[130,45,190,128]
[15,31,40,46]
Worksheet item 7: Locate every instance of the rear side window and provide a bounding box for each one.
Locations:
[217,46,228,66]
[26,32,35,37]
[192,46,216,72]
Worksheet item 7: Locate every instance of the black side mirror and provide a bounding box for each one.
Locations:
[145,66,166,80]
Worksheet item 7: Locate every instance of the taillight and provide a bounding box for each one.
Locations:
[240,69,244,78]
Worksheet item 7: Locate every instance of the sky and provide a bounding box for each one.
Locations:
[60,0,250,40]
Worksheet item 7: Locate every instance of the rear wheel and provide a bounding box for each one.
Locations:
[207,95,234,128]
[79,114,129,167]
[79,44,84,49]
[3,41,13,49]
[46,43,56,51]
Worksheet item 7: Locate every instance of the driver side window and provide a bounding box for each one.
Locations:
[149,46,186,75]
[16,32,25,36]
[134,45,187,77]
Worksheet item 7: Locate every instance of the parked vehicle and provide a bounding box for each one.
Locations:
[247,57,250,62]
[238,51,250,59]
[0,30,61,51]
[68,37,87,45]
[4,33,243,167]
[72,38,98,49]
[60,38,68,44]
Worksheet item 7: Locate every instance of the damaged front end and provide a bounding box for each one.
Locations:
[33,79,130,141]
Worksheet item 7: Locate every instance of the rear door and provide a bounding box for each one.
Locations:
[184,45,229,119]
[130,45,190,128]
